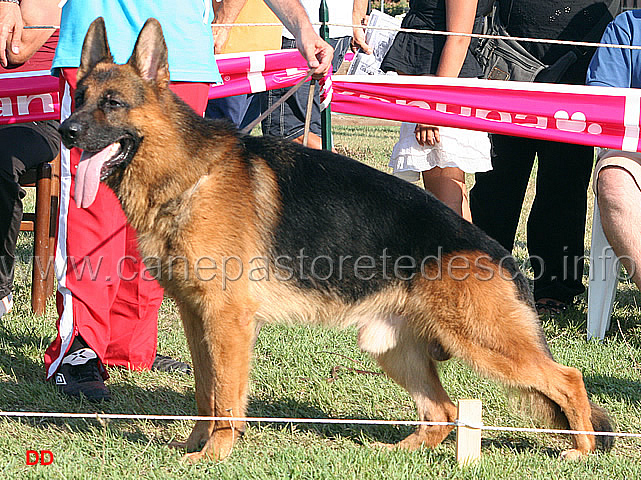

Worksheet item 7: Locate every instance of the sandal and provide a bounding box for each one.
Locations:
[535,298,568,317]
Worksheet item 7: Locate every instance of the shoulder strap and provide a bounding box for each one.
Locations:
[576,1,621,53]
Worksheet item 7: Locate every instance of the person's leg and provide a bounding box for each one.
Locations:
[205,94,252,128]
[0,122,60,316]
[422,167,471,221]
[527,141,593,307]
[470,135,537,251]
[596,156,641,290]
[46,74,209,399]
[239,93,261,131]
[104,80,209,372]
[45,70,127,400]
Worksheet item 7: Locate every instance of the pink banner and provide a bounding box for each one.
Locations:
[209,50,310,99]
[2,51,640,153]
[0,72,59,125]
[330,75,641,152]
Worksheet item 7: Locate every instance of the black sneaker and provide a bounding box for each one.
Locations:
[53,348,111,402]
[152,354,192,375]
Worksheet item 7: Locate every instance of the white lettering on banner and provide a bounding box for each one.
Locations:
[17,94,55,115]
[359,94,393,104]
[475,109,512,123]
[342,90,605,136]
[514,114,547,129]
[0,97,12,116]
[0,93,59,121]
[397,99,431,109]
[553,111,602,134]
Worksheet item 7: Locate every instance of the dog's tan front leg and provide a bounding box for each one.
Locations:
[180,302,254,462]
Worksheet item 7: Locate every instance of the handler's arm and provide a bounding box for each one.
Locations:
[212,0,247,54]
[1,0,61,67]
[264,0,333,78]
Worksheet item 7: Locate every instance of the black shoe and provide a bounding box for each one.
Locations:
[152,354,192,375]
[53,348,111,402]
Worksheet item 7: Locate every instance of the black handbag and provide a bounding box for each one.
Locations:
[473,2,576,82]
[473,1,619,83]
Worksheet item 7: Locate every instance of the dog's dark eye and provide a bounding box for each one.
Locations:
[102,94,126,111]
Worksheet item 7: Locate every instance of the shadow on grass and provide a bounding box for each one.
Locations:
[481,435,558,459]
[245,397,415,446]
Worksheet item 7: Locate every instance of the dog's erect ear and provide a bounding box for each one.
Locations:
[77,17,113,83]
[128,18,170,86]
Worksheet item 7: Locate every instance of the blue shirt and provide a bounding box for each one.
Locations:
[586,9,641,89]
[53,0,222,83]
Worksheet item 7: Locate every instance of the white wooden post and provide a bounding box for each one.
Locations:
[456,399,482,465]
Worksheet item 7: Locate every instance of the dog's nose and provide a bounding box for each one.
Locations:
[58,120,83,147]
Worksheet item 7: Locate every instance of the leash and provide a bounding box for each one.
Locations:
[302,79,316,146]
[241,68,315,134]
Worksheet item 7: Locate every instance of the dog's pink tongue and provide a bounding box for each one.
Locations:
[75,143,119,208]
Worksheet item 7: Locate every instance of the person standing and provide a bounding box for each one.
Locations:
[206,0,283,129]
[379,0,493,221]
[586,8,641,296]
[260,0,370,149]
[11,0,333,402]
[469,0,618,315]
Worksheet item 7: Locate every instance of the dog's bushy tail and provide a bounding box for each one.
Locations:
[512,390,615,451]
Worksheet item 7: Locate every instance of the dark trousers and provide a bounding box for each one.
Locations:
[0,121,60,298]
[205,93,261,130]
[470,134,594,304]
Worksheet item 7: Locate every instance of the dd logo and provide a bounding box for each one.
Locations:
[26,450,54,466]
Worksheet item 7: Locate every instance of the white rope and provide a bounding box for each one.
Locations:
[23,22,641,51]
[1,411,640,439]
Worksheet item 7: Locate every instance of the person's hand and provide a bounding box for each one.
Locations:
[0,2,23,67]
[415,123,440,146]
[296,27,333,79]
[351,15,371,54]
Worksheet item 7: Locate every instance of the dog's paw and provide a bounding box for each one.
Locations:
[181,451,206,464]
[370,441,395,450]
[560,449,585,461]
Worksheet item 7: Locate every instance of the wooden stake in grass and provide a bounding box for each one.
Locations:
[456,399,482,465]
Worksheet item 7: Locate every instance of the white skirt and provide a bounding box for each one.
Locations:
[389,122,492,182]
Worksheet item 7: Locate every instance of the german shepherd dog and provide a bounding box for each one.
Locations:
[59,17,613,461]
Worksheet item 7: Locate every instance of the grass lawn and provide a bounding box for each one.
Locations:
[1,120,640,479]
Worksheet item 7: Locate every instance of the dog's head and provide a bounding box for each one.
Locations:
[58,17,170,208]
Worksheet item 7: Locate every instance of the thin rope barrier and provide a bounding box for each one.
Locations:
[22,22,641,51]
[1,411,640,439]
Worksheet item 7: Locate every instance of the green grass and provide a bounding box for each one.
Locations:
[1,120,640,478]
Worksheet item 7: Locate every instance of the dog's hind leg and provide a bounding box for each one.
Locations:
[421,273,611,459]
[178,300,255,462]
[372,333,457,450]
